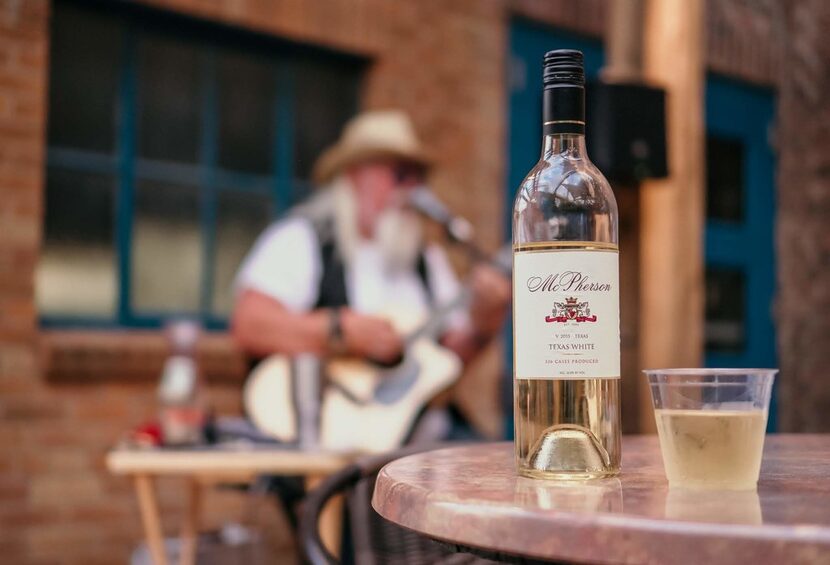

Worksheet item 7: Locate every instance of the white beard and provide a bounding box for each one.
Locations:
[375,205,423,275]
[326,179,422,274]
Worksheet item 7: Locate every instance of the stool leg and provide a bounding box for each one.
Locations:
[179,479,201,565]
[135,474,169,565]
[306,474,343,558]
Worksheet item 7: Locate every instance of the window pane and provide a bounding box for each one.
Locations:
[705,267,746,353]
[137,33,201,163]
[211,191,272,316]
[294,58,361,180]
[48,2,122,153]
[37,170,117,317]
[132,180,202,313]
[217,48,274,173]
[706,135,744,222]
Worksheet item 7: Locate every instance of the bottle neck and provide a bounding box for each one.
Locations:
[542,133,587,160]
[541,83,586,160]
[542,85,585,136]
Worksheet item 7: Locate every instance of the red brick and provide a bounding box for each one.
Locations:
[0,17,48,42]
[0,539,25,563]
[0,375,38,394]
[0,168,42,190]
[71,394,131,421]
[0,122,40,145]
[0,507,53,528]
[1,397,63,421]
[62,551,133,565]
[0,300,36,336]
[21,448,94,474]
[64,501,135,522]
[0,474,29,502]
[29,473,104,508]
[13,94,45,119]
[24,522,132,560]
[0,66,43,93]
[15,42,47,70]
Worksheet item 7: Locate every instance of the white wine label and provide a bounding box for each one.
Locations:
[513,246,620,379]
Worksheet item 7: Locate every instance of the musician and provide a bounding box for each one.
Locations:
[231,110,510,436]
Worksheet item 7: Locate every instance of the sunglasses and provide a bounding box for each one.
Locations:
[393,163,426,185]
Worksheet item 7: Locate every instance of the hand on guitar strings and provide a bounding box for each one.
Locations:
[341,308,405,364]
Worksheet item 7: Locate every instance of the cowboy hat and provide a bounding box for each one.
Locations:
[312,110,432,184]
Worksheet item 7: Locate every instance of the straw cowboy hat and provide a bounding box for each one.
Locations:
[312,110,433,184]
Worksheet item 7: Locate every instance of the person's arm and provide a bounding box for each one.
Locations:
[231,289,329,357]
[441,264,511,363]
[231,289,404,363]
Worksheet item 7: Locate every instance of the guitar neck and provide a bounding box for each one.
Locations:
[403,244,511,346]
[403,287,473,347]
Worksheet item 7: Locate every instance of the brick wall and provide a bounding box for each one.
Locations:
[776,0,830,431]
[0,0,819,562]
[706,0,783,85]
[0,0,51,558]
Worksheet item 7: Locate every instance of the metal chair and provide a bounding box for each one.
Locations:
[299,444,496,565]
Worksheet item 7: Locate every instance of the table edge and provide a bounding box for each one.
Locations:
[372,440,830,564]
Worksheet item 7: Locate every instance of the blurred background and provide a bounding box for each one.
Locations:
[1,0,829,563]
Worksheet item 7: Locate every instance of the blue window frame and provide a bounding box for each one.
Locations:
[40,0,365,329]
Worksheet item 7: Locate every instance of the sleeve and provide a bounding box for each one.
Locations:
[423,244,472,333]
[233,217,323,312]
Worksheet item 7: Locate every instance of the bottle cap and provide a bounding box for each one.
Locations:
[166,319,201,353]
[543,49,585,87]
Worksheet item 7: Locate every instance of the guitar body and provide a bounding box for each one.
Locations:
[243,337,461,453]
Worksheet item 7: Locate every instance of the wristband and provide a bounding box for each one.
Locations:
[327,307,346,354]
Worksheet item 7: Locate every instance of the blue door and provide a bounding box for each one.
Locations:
[703,76,778,428]
[504,20,605,438]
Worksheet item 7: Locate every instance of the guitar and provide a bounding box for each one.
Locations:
[243,246,511,453]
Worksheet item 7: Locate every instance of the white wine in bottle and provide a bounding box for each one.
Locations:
[512,50,620,479]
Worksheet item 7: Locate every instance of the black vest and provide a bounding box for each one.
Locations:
[311,222,433,309]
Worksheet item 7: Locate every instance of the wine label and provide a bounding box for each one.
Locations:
[513,245,620,379]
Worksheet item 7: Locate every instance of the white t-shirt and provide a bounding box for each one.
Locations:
[234,216,469,332]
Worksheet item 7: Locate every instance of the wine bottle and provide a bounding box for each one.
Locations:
[512,50,620,479]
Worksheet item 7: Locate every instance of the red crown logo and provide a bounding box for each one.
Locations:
[545,297,598,324]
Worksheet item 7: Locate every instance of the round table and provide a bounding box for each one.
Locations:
[372,435,830,564]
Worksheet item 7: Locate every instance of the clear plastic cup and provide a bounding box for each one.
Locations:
[644,368,777,490]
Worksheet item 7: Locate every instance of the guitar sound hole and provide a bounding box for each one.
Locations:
[373,359,420,404]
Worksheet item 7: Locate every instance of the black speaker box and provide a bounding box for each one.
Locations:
[586,81,669,183]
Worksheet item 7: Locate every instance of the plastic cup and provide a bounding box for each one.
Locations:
[644,368,777,490]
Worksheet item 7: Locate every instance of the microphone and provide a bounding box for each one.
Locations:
[408,186,475,244]
[408,186,512,276]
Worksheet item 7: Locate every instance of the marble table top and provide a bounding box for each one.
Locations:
[372,435,830,564]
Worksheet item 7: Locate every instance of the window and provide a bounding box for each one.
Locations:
[706,135,745,222]
[704,267,746,353]
[38,1,364,328]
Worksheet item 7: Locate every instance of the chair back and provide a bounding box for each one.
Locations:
[300,444,490,565]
